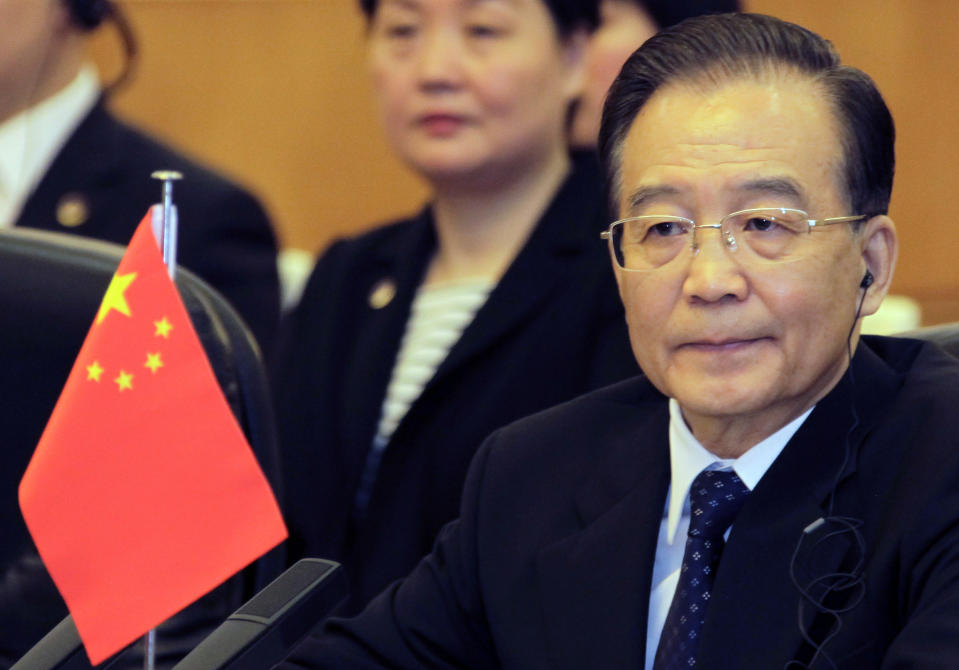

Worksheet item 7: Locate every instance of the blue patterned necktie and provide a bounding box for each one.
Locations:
[653,468,750,670]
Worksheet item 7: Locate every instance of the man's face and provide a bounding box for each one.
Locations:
[613,72,875,443]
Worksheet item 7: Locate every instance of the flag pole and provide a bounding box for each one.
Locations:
[151,170,182,280]
[141,170,182,670]
[143,630,156,670]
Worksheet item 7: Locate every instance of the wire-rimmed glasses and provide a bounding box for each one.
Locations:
[601,207,867,271]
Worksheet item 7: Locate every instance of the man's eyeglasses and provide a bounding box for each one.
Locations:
[601,207,867,272]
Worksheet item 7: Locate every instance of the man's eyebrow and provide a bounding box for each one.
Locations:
[623,185,681,214]
[737,177,805,200]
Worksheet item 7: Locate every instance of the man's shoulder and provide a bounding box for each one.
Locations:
[505,374,660,425]
[858,335,959,481]
[438,376,665,556]
[483,376,665,467]
[867,334,959,398]
[82,105,265,209]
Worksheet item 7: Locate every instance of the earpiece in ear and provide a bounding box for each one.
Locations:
[860,271,874,289]
[65,0,112,31]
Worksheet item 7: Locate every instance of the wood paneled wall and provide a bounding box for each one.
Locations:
[93,1,959,324]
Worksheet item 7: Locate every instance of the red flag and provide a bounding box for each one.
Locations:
[18,211,287,664]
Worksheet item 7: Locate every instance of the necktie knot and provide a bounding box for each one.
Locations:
[688,468,750,541]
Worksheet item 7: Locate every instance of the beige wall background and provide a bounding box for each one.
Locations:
[92,0,959,324]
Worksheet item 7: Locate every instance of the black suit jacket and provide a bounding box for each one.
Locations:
[273,155,637,613]
[14,100,281,355]
[287,336,959,669]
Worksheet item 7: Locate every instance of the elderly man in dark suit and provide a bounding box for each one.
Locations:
[282,12,959,670]
[0,0,280,355]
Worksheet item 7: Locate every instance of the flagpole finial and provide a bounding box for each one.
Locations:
[150,171,182,279]
[150,170,183,181]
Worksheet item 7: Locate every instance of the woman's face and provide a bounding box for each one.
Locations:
[569,0,657,148]
[367,0,586,187]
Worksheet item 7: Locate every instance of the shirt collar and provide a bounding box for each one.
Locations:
[665,398,813,543]
[0,63,99,227]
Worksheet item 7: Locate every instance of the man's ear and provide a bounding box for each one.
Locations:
[859,214,898,317]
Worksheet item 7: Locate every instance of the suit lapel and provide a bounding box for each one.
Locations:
[339,154,599,479]
[697,342,903,669]
[536,401,669,670]
[16,100,119,232]
[338,213,435,475]
[400,157,604,426]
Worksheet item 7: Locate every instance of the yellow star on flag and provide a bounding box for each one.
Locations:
[96,272,137,325]
[86,361,104,382]
[154,317,173,338]
[114,370,134,392]
[144,353,163,374]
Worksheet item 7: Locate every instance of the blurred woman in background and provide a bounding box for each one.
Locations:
[570,0,740,149]
[274,0,635,614]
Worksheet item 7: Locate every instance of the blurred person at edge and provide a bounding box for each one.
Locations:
[0,0,281,355]
[569,0,741,150]
[273,0,635,615]
[0,0,281,666]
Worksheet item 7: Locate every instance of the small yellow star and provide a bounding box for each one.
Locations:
[96,272,136,325]
[86,360,104,382]
[114,370,134,392]
[154,317,173,338]
[145,352,163,374]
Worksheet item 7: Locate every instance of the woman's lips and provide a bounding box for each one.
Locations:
[418,114,468,136]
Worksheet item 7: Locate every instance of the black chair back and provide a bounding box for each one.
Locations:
[0,227,282,669]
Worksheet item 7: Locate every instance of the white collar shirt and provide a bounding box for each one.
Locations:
[0,64,99,228]
[643,398,813,670]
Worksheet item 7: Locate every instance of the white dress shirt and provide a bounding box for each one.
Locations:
[643,398,813,670]
[0,64,99,228]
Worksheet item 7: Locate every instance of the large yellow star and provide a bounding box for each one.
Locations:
[145,352,163,374]
[114,370,134,392]
[154,317,173,338]
[96,272,137,325]
[86,360,104,382]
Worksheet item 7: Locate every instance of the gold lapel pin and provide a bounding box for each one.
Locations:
[368,278,397,309]
[56,193,89,227]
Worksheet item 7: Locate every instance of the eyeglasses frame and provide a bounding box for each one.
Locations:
[600,207,869,271]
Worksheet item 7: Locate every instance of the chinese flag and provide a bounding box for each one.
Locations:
[18,211,287,664]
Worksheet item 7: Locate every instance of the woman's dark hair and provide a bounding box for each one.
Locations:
[358,0,599,37]
[637,0,741,31]
[598,12,895,218]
